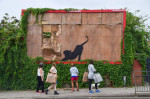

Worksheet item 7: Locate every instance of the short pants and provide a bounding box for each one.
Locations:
[71,77,78,81]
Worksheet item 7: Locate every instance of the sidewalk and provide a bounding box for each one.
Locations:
[0,87,137,99]
[0,87,150,99]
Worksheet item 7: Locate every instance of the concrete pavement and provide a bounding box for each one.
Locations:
[0,87,150,99]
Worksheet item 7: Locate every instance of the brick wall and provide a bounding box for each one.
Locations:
[131,59,142,85]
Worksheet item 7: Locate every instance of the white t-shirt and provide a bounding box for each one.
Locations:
[88,64,96,79]
[70,67,79,77]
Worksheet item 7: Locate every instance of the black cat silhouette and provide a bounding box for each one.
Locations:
[62,36,88,61]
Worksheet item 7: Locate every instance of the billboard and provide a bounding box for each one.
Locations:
[25,9,126,61]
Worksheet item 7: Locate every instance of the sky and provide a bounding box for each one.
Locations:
[0,0,150,26]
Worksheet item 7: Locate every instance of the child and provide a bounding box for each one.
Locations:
[70,63,79,91]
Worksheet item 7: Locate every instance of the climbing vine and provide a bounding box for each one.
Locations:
[125,10,150,71]
[0,8,150,90]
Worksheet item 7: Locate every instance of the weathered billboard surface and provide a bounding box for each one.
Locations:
[25,9,126,62]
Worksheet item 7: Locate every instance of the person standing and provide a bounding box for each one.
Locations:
[45,63,59,95]
[36,63,45,94]
[88,60,100,93]
[70,63,79,91]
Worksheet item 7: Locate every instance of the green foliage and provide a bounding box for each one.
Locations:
[0,8,150,90]
[126,10,150,71]
[63,8,79,12]
[0,13,24,63]
[43,32,51,38]
[121,26,133,86]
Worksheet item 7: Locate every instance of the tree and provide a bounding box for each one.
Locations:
[126,10,150,54]
[125,10,150,69]
[0,13,24,63]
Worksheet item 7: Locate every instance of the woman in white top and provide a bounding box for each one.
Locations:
[45,62,59,95]
[36,63,45,93]
[88,60,100,93]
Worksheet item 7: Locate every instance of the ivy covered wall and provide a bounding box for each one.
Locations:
[0,8,150,90]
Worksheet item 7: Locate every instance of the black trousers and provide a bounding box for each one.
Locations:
[89,79,97,90]
[36,76,44,93]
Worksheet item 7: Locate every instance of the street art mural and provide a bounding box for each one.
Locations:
[26,10,126,61]
[62,36,88,61]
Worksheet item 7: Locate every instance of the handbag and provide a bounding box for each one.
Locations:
[82,72,89,82]
[45,73,57,83]
[93,73,103,83]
